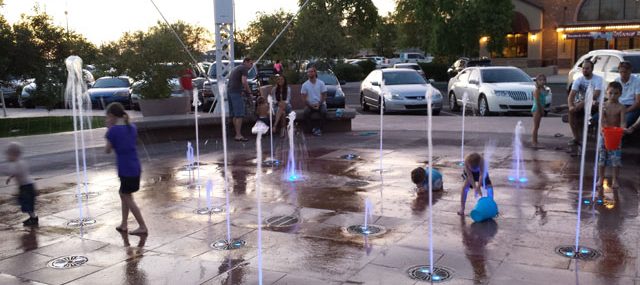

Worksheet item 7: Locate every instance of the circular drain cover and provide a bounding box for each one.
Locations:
[265,215,299,228]
[210,239,246,250]
[75,192,100,199]
[263,159,281,167]
[346,224,386,237]
[345,180,370,188]
[47,255,88,269]
[340,154,360,160]
[407,265,454,282]
[66,217,96,227]
[555,245,601,260]
[194,207,224,215]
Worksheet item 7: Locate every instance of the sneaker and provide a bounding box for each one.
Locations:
[23,217,38,226]
[316,129,322,136]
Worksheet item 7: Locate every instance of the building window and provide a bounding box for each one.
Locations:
[499,33,528,58]
[576,39,591,59]
[578,0,639,21]
[616,38,631,50]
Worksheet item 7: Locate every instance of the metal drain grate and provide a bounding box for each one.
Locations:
[210,239,246,250]
[47,255,89,269]
[194,207,224,215]
[340,154,360,160]
[75,192,100,199]
[407,265,454,282]
[346,224,386,237]
[345,180,370,187]
[66,218,96,227]
[265,215,299,228]
[263,159,281,167]
[555,245,601,260]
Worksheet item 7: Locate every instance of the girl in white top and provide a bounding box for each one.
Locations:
[271,75,292,137]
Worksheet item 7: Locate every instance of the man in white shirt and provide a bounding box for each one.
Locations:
[568,59,603,145]
[301,66,328,136]
[615,61,640,127]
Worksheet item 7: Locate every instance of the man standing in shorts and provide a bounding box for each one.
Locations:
[227,58,253,141]
[567,59,603,145]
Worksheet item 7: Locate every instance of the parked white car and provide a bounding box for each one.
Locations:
[567,49,640,91]
[393,63,426,78]
[390,52,433,64]
[360,69,443,114]
[447,66,551,116]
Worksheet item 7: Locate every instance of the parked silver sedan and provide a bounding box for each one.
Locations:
[360,69,443,115]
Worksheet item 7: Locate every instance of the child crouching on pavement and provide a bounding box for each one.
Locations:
[4,142,38,226]
[459,152,493,216]
[411,165,444,196]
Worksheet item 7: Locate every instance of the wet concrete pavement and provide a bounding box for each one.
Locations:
[0,114,639,284]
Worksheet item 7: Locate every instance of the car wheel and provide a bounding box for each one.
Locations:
[360,93,369,112]
[432,109,441,116]
[449,92,460,112]
[478,95,492,117]
[378,97,386,114]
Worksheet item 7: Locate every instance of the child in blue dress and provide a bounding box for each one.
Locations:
[531,74,549,148]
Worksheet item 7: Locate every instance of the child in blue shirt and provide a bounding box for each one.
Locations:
[411,166,444,196]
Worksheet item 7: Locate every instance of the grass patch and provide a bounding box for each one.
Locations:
[0,116,105,138]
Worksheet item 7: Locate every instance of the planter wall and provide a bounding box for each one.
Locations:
[139,97,190,117]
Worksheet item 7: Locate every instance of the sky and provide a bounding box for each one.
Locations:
[1,0,395,45]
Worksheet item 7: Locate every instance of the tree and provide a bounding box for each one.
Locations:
[0,15,14,80]
[373,15,397,58]
[244,10,295,61]
[101,21,210,99]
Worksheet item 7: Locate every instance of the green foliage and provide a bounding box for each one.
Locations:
[333,63,364,82]
[356,60,376,77]
[245,10,296,61]
[0,15,13,80]
[99,21,210,99]
[418,62,449,82]
[0,116,105,138]
[283,69,302,84]
[373,16,397,58]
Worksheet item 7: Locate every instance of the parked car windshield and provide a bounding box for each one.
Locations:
[208,62,257,78]
[396,65,421,71]
[480,69,531,83]
[93,78,130,88]
[383,71,426,85]
[317,73,338,85]
[623,56,640,73]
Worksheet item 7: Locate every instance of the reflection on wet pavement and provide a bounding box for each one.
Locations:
[0,129,638,284]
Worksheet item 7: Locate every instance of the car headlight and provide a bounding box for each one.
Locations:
[114,91,129,97]
[335,88,345,97]
[494,90,509,97]
[384,93,403,100]
[431,91,442,99]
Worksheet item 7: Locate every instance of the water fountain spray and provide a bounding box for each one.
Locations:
[574,84,594,253]
[377,80,386,174]
[285,111,298,181]
[362,198,373,233]
[252,120,270,285]
[264,95,279,166]
[64,56,91,226]
[186,141,195,183]
[459,92,469,166]
[590,87,605,202]
[192,89,202,190]
[426,86,435,278]
[508,121,527,183]
[216,82,233,242]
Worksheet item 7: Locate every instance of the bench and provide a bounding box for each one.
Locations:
[130,85,356,143]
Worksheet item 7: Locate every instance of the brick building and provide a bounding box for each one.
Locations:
[480,0,640,68]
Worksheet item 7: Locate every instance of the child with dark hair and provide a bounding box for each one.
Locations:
[531,74,549,148]
[411,166,444,195]
[105,102,148,235]
[4,142,38,226]
[459,152,493,216]
[256,96,270,129]
[597,81,626,189]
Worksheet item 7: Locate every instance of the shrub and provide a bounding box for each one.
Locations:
[418,62,449,82]
[356,60,376,77]
[333,63,363,82]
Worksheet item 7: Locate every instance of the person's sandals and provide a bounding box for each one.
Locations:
[234,137,249,142]
[115,226,128,233]
[129,228,148,235]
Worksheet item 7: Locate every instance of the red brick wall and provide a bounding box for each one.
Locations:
[536,0,583,66]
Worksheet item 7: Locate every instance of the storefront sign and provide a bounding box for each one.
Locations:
[566,31,640,39]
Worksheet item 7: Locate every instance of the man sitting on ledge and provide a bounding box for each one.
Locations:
[301,66,327,136]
